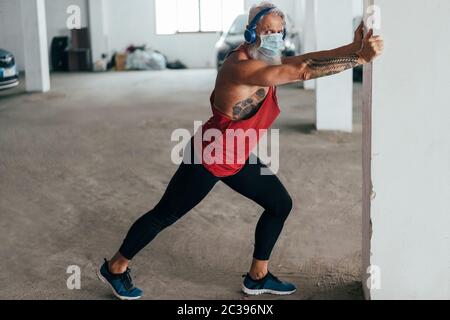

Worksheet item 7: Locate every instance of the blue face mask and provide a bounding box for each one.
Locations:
[259,33,284,57]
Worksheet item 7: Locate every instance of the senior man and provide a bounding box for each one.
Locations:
[97,1,384,300]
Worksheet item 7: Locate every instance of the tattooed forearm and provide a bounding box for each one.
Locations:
[303,53,360,79]
[232,88,267,121]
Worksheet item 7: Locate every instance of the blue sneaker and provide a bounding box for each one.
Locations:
[242,271,297,296]
[97,259,143,300]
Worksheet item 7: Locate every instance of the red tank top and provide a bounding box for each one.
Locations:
[192,44,281,177]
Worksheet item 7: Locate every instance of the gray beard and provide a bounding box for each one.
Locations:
[247,45,282,66]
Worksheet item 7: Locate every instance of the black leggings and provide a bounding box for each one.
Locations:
[119,156,293,261]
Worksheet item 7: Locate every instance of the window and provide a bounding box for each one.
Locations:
[155,0,244,34]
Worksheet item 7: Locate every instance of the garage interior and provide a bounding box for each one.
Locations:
[0,0,364,299]
[1,0,449,300]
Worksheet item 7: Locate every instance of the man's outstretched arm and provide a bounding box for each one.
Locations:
[232,25,384,87]
[285,27,383,81]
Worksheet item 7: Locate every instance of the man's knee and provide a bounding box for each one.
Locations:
[283,194,293,217]
[272,193,293,220]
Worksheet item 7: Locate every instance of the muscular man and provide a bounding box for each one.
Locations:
[97,2,384,300]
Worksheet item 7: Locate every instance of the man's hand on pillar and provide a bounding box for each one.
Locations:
[357,28,384,64]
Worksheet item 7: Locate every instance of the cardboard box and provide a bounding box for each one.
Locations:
[115,53,127,71]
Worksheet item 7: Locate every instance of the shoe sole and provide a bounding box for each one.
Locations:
[96,268,142,301]
[241,284,296,296]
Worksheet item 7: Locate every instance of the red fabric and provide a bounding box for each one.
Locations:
[193,45,281,177]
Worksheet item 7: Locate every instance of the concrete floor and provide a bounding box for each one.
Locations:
[0,70,364,300]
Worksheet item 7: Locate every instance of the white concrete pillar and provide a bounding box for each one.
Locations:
[362,0,450,299]
[87,0,109,67]
[294,0,306,27]
[302,0,316,90]
[315,0,354,132]
[20,0,50,92]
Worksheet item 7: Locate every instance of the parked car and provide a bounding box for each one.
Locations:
[0,49,19,90]
[215,14,301,69]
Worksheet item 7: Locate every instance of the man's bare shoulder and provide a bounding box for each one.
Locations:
[222,49,266,70]
[220,51,269,88]
[220,51,246,72]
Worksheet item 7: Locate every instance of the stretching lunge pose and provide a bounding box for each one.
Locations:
[97,2,384,300]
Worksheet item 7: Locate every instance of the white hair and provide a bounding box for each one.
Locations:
[246,2,285,66]
[248,1,286,27]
